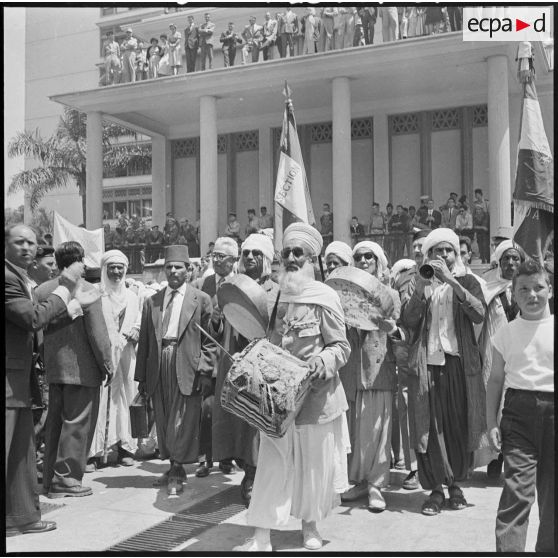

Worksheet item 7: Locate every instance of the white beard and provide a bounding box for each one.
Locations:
[278,262,314,295]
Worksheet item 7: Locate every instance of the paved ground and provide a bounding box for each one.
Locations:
[6,459,539,553]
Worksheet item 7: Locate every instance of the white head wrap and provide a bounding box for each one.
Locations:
[421,228,466,277]
[353,240,389,278]
[100,249,129,312]
[242,233,275,262]
[214,237,239,257]
[390,258,416,281]
[324,241,353,266]
[490,239,515,268]
[283,222,323,257]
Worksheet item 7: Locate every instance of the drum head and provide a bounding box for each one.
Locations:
[326,266,395,331]
[217,275,269,340]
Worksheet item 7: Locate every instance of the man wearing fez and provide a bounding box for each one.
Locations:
[211,234,279,505]
[234,223,350,552]
[135,245,214,496]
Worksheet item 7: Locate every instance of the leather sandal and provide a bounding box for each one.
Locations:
[421,490,445,516]
[448,485,467,510]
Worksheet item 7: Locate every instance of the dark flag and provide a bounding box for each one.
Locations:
[273,82,316,253]
[512,42,554,262]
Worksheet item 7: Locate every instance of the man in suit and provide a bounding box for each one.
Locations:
[280,7,298,57]
[220,21,242,67]
[5,224,83,535]
[199,12,215,71]
[260,12,278,61]
[184,15,199,73]
[419,199,442,229]
[241,16,263,64]
[37,241,113,498]
[441,197,458,230]
[28,245,58,288]
[135,245,215,496]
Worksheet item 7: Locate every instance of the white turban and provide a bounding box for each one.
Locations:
[101,249,129,268]
[421,228,466,276]
[390,258,416,280]
[353,241,389,275]
[490,239,515,267]
[242,233,275,262]
[283,222,323,257]
[100,249,129,312]
[324,241,353,266]
[214,237,239,257]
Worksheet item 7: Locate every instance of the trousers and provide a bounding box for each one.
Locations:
[495,389,555,553]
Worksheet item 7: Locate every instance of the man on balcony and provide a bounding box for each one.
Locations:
[120,28,138,83]
[220,21,242,67]
[260,12,278,61]
[184,15,199,73]
[199,12,216,71]
[241,16,263,65]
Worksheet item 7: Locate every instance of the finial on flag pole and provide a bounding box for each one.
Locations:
[282,81,292,101]
[516,41,535,84]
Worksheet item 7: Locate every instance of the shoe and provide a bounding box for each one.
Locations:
[6,520,57,536]
[232,537,272,552]
[195,462,212,478]
[119,456,134,467]
[85,460,97,473]
[302,520,323,550]
[48,484,93,499]
[394,459,406,470]
[341,482,368,502]
[402,470,419,490]
[240,471,255,505]
[219,460,234,474]
[422,490,445,516]
[487,454,504,479]
[448,485,467,510]
[167,476,185,496]
[367,485,386,512]
[153,470,170,486]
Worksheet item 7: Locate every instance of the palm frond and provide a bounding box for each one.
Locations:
[8,130,53,163]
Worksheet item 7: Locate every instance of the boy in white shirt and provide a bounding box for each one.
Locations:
[487,260,554,553]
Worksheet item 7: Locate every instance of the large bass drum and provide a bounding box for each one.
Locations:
[220,338,311,438]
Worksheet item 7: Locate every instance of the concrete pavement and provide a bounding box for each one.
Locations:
[6,459,539,553]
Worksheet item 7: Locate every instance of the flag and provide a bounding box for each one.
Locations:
[273,82,316,253]
[512,42,554,262]
[53,211,105,268]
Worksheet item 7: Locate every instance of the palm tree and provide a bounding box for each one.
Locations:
[7,107,151,227]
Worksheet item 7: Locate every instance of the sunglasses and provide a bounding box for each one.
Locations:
[212,252,229,261]
[354,252,376,262]
[281,247,305,259]
[242,249,263,258]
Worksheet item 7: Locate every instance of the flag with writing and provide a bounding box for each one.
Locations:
[273,82,316,253]
[512,42,554,262]
[53,211,105,268]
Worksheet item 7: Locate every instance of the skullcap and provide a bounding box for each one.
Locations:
[353,241,388,273]
[324,241,353,265]
[390,258,416,280]
[283,222,323,257]
[101,249,129,268]
[165,244,190,263]
[214,237,239,257]
[421,228,460,256]
[242,233,274,262]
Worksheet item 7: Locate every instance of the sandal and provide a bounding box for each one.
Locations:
[448,485,467,510]
[421,490,445,516]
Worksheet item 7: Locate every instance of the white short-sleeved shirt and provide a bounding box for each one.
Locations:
[492,315,554,392]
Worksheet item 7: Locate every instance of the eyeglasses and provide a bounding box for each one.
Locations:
[354,252,376,262]
[281,247,305,259]
[242,249,263,258]
[212,252,229,261]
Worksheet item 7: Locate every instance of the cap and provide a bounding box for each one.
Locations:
[126,27,133,32]
[491,226,513,240]
[412,229,431,242]
[165,244,190,263]
[419,194,429,200]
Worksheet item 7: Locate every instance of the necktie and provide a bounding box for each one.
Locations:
[162,290,177,337]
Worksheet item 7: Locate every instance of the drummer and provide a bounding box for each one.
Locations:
[212,233,279,505]
[234,222,351,552]
[340,241,404,512]
[324,240,353,277]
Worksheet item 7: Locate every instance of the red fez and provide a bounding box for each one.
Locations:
[165,245,189,263]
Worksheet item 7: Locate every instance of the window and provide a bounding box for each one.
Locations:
[101,7,117,16]
[103,202,114,220]
[142,199,152,218]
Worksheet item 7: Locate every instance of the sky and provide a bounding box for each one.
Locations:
[4,7,26,209]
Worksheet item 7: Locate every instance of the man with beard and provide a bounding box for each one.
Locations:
[195,237,239,477]
[234,223,350,552]
[211,233,279,504]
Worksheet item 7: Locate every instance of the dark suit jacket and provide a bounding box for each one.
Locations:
[441,208,458,229]
[419,209,442,229]
[36,278,112,387]
[5,260,68,407]
[184,24,199,49]
[135,285,214,397]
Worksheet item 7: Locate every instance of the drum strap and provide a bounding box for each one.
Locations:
[266,289,281,340]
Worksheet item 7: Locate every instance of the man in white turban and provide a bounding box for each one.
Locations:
[88,250,142,469]
[401,228,486,516]
[234,222,351,552]
[324,240,353,276]
[211,233,279,505]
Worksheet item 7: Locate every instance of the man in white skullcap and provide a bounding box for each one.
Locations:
[194,237,239,478]
[135,245,215,496]
[234,222,351,552]
[211,233,279,504]
[324,240,353,276]
[88,250,143,470]
[401,228,486,516]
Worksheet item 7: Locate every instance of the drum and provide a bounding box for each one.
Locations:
[326,266,396,330]
[217,274,269,340]
[220,338,312,438]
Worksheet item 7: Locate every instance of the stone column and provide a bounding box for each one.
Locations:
[487,54,512,232]
[332,77,352,245]
[373,113,390,209]
[151,134,170,228]
[200,96,218,251]
[85,111,103,229]
[258,125,272,213]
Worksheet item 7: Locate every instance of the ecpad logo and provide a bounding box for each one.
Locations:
[463,6,552,42]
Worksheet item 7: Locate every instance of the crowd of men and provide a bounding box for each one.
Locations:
[101,7,462,85]
[5,216,554,552]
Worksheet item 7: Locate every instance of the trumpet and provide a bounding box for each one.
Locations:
[419,263,435,280]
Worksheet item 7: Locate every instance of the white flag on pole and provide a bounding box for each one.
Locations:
[53,212,104,268]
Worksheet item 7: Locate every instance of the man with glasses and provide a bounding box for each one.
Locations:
[212,234,279,505]
[235,222,350,552]
[195,237,239,478]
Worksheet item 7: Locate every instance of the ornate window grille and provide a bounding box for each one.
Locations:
[431,108,460,130]
[172,138,199,158]
[234,130,259,151]
[310,122,333,143]
[217,134,228,154]
[391,113,420,135]
[472,104,488,127]
[351,117,373,139]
